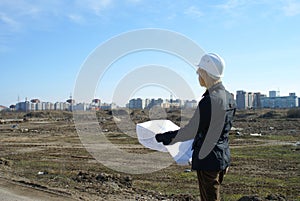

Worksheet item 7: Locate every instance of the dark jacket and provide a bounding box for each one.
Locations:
[156,82,236,171]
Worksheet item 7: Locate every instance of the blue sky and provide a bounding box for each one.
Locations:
[1,0,300,107]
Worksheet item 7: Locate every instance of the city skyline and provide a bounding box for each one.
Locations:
[1,88,299,110]
[1,1,300,107]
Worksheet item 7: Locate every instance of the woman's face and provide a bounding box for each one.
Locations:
[197,68,206,87]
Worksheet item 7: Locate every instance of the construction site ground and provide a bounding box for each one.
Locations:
[0,109,299,201]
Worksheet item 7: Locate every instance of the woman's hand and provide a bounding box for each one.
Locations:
[155,131,177,145]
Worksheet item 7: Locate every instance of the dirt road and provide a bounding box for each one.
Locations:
[0,178,73,201]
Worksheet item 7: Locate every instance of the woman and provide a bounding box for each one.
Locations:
[155,53,236,201]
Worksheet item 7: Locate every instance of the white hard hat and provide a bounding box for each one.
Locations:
[197,53,225,79]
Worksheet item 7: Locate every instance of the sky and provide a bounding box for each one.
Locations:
[1,0,300,107]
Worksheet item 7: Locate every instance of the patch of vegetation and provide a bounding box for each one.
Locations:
[222,193,244,201]
[231,145,299,160]
[260,134,300,141]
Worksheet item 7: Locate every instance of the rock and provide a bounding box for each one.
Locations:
[231,127,244,131]
[250,133,262,137]
[96,172,109,182]
[184,169,191,172]
[21,128,29,132]
[0,158,11,166]
[75,171,92,182]
[236,131,243,136]
[120,175,132,188]
[37,171,48,175]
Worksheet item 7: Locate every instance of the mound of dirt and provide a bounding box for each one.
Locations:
[259,111,281,119]
[238,194,286,201]
[23,111,73,120]
[112,109,129,116]
[73,171,132,188]
[286,108,300,118]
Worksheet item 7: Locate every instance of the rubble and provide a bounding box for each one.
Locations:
[237,194,287,201]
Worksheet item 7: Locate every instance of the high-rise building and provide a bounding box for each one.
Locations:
[253,92,262,109]
[146,98,163,109]
[269,90,280,97]
[247,92,253,109]
[16,101,30,112]
[145,99,151,109]
[36,102,42,111]
[128,98,145,109]
[73,103,89,111]
[236,90,247,109]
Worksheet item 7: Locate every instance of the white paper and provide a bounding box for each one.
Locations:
[136,120,178,152]
[165,139,193,165]
[136,120,193,165]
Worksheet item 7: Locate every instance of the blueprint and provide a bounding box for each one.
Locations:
[136,120,193,165]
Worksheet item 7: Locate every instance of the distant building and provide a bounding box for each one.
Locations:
[90,99,101,110]
[162,99,182,109]
[100,103,112,110]
[247,92,253,109]
[41,102,54,110]
[236,90,248,109]
[269,90,280,98]
[161,102,170,109]
[261,92,298,108]
[145,99,151,109]
[92,99,101,106]
[129,98,145,109]
[36,102,42,111]
[0,105,7,111]
[13,98,109,111]
[30,102,36,111]
[171,99,184,108]
[54,102,70,111]
[54,102,62,110]
[145,98,163,109]
[253,92,262,109]
[184,100,198,109]
[73,103,89,111]
[16,101,30,112]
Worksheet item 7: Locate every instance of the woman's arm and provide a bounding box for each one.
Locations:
[156,96,211,145]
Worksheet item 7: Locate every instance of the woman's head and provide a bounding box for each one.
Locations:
[197,68,221,88]
[196,53,225,88]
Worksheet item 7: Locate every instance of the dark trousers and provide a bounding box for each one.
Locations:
[196,169,226,201]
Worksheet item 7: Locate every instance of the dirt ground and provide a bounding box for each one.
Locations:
[0,109,299,201]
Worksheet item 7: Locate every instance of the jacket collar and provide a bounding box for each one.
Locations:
[202,82,224,97]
